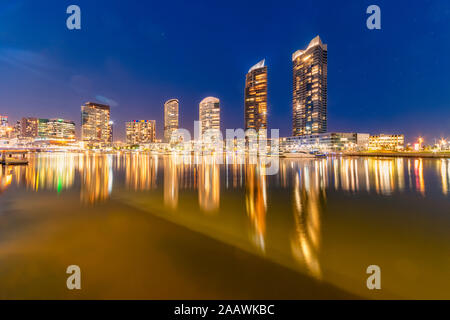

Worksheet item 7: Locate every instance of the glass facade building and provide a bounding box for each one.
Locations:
[199,97,220,136]
[81,102,112,146]
[245,60,267,135]
[164,99,179,143]
[292,36,328,136]
[126,120,156,145]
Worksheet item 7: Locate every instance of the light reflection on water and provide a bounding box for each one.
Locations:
[0,153,449,299]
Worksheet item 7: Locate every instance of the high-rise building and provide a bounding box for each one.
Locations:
[20,117,38,138]
[292,35,328,136]
[126,120,156,145]
[81,102,112,145]
[245,60,267,134]
[199,97,220,136]
[164,99,179,143]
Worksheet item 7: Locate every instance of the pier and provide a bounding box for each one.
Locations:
[0,150,30,165]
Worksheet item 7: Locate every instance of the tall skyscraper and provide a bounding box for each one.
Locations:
[20,117,38,138]
[245,59,267,134]
[199,97,220,135]
[292,35,327,136]
[81,102,112,145]
[126,120,156,144]
[164,99,179,143]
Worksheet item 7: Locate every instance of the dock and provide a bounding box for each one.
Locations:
[0,150,29,165]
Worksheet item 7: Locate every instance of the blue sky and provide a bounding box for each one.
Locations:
[0,0,449,142]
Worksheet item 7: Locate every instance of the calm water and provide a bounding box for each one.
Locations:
[0,153,449,299]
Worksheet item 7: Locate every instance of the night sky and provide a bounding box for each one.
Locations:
[0,0,449,142]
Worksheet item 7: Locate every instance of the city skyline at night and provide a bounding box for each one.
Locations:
[0,1,449,142]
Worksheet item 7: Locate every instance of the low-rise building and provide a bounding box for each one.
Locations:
[280,132,370,152]
[369,134,404,151]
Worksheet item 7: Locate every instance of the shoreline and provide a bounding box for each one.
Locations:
[341,152,450,159]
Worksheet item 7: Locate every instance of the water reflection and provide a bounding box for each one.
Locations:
[441,159,450,195]
[245,164,267,251]
[1,154,449,204]
[80,154,113,204]
[291,169,323,279]
[126,153,158,191]
[1,153,450,299]
[163,156,179,209]
[198,158,220,213]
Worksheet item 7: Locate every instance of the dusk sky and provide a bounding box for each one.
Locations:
[0,0,449,142]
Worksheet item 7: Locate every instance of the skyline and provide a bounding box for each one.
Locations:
[0,1,449,141]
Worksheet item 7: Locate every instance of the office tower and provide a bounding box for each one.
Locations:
[164,99,179,143]
[20,117,38,138]
[81,102,112,145]
[292,35,328,136]
[126,120,156,144]
[199,97,220,135]
[245,59,268,134]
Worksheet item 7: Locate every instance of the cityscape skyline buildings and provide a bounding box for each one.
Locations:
[1,1,448,142]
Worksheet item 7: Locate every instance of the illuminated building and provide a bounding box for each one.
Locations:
[281,132,369,152]
[0,115,8,127]
[164,99,179,143]
[20,117,38,138]
[292,36,328,136]
[0,115,12,139]
[199,97,220,136]
[369,134,405,151]
[81,102,112,146]
[245,60,267,135]
[44,119,76,141]
[126,120,156,144]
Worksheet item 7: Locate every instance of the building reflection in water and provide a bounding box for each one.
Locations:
[80,154,113,205]
[198,157,220,213]
[125,153,158,191]
[441,159,450,195]
[163,156,179,209]
[290,165,323,279]
[17,154,76,192]
[1,153,449,210]
[245,163,267,252]
[0,165,12,194]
